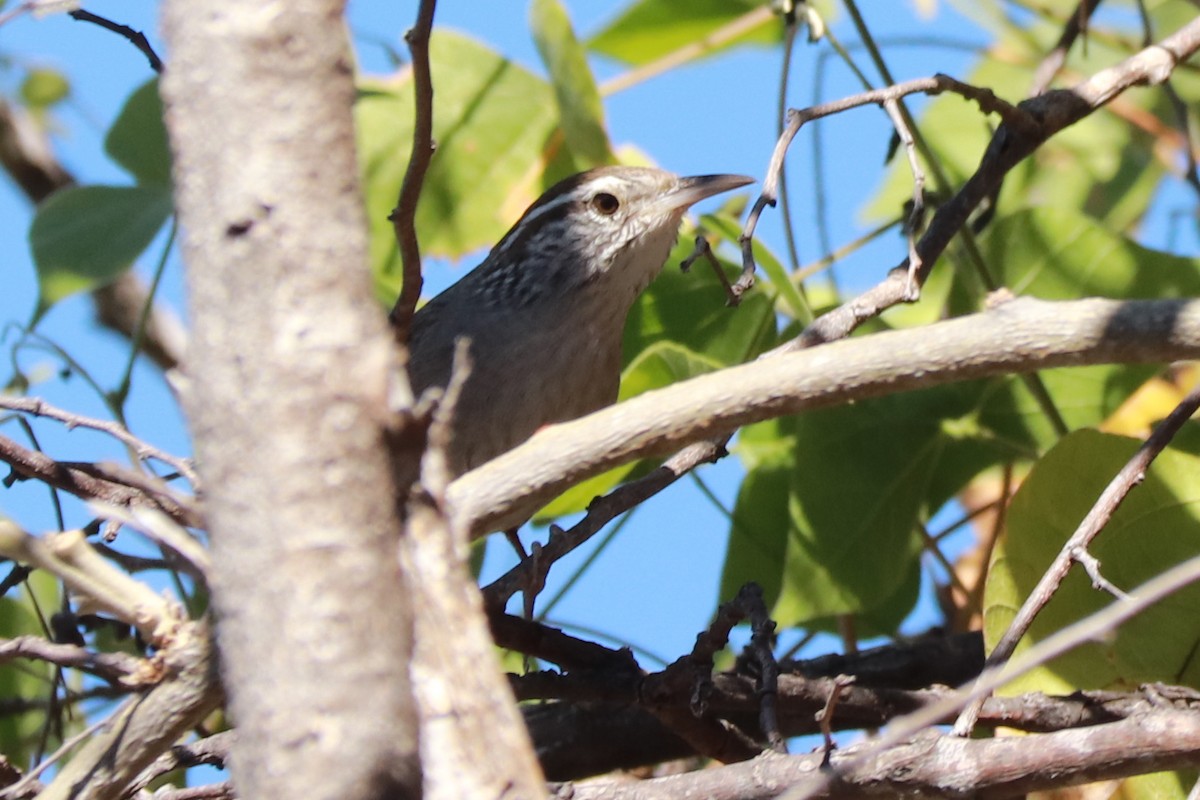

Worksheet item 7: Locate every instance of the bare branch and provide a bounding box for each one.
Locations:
[743,16,1200,324]
[558,706,1200,799]
[388,0,438,339]
[953,376,1200,735]
[451,296,1200,538]
[482,440,724,607]
[0,432,202,528]
[0,635,141,684]
[1029,0,1104,95]
[0,395,198,486]
[35,622,220,800]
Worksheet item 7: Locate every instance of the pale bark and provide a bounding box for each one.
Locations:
[160,1,419,798]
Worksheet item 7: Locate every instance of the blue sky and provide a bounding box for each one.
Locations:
[1,2,1019,666]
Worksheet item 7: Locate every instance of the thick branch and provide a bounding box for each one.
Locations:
[37,622,220,800]
[160,0,421,797]
[557,707,1200,799]
[451,296,1200,537]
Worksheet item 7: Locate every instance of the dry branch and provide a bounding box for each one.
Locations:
[451,296,1200,537]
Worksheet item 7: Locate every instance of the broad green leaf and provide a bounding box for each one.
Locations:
[20,67,69,109]
[726,387,969,626]
[105,79,172,187]
[624,230,776,368]
[721,455,792,608]
[723,410,924,637]
[31,185,172,307]
[356,31,571,303]
[618,340,723,400]
[1118,770,1195,800]
[985,430,1200,694]
[971,208,1200,450]
[981,207,1200,300]
[589,0,779,66]
[0,569,65,764]
[531,0,612,169]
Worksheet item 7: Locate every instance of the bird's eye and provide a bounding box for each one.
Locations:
[591,192,620,215]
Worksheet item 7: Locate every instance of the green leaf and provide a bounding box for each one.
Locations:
[969,208,1200,451]
[356,31,572,303]
[105,79,172,187]
[981,207,1200,301]
[0,570,66,764]
[20,67,69,109]
[31,185,172,306]
[985,430,1200,694]
[531,0,612,169]
[624,231,776,368]
[726,387,975,627]
[588,0,779,67]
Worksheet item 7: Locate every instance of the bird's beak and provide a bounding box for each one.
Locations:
[657,173,755,214]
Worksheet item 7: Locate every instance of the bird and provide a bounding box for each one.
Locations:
[405,165,753,478]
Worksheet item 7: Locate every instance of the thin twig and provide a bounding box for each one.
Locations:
[1029,0,1104,96]
[0,395,197,486]
[1,714,110,799]
[742,585,786,753]
[737,72,1026,300]
[482,440,724,607]
[68,9,164,73]
[388,0,438,339]
[0,433,202,528]
[816,674,856,765]
[778,553,1200,800]
[881,97,925,297]
[0,635,141,684]
[760,17,1200,351]
[952,377,1200,736]
[680,236,736,302]
[1130,0,1200,198]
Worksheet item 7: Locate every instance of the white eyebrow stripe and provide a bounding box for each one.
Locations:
[491,174,636,256]
[517,191,578,228]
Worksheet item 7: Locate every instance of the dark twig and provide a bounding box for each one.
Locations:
[0,635,141,685]
[0,433,202,528]
[953,377,1200,736]
[1029,0,1104,96]
[742,585,786,753]
[490,612,639,673]
[637,583,771,763]
[388,0,438,340]
[68,10,164,73]
[482,440,724,608]
[681,236,736,303]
